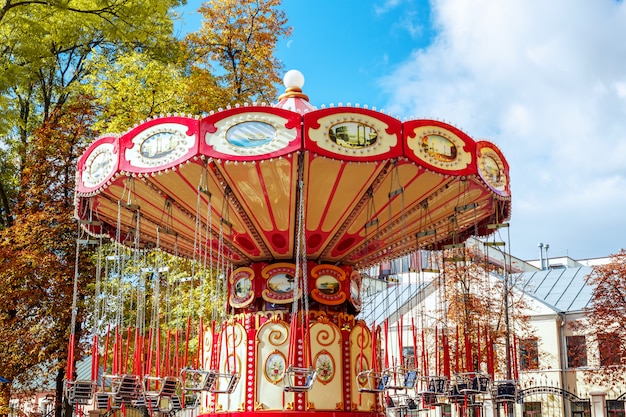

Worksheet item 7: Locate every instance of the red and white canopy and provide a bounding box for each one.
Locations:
[75,71,510,269]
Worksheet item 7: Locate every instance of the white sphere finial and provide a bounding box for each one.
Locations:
[283,69,305,90]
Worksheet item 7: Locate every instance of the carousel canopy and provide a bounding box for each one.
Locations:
[75,70,511,269]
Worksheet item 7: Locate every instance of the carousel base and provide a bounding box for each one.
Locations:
[197,412,385,417]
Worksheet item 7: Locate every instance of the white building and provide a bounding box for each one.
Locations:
[359,243,620,417]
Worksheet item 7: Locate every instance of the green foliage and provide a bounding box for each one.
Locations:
[0,0,290,412]
[83,49,191,134]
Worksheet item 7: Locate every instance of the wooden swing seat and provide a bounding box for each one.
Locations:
[65,380,95,405]
[283,366,316,393]
[357,370,388,393]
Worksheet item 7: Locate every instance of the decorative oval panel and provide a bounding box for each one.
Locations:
[201,108,300,159]
[261,263,300,304]
[404,120,475,175]
[477,142,510,197]
[314,350,335,384]
[304,107,403,161]
[264,350,286,384]
[124,122,197,170]
[229,266,255,308]
[225,121,276,147]
[80,140,118,190]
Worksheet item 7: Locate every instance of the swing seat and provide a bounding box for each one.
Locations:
[144,375,179,398]
[457,372,491,395]
[132,395,159,409]
[211,372,240,394]
[65,380,95,405]
[183,393,199,408]
[494,380,518,402]
[180,368,218,392]
[416,375,448,395]
[385,393,412,410]
[283,366,316,393]
[109,374,142,404]
[357,370,388,393]
[169,395,183,413]
[383,367,417,390]
[417,392,442,407]
[95,392,115,410]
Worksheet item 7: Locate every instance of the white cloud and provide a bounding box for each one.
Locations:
[381,0,626,260]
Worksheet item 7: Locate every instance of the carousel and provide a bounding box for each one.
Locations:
[66,70,512,417]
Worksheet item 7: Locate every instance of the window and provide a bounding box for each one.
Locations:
[402,346,415,368]
[571,400,591,417]
[606,400,626,417]
[523,401,542,417]
[519,337,539,370]
[566,335,588,368]
[598,332,623,366]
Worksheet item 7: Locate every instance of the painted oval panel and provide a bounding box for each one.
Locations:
[267,273,295,293]
[226,121,276,147]
[316,275,340,295]
[86,148,115,186]
[140,132,179,159]
[264,351,286,383]
[234,276,252,299]
[481,155,502,186]
[422,134,457,162]
[314,351,335,384]
[328,122,378,148]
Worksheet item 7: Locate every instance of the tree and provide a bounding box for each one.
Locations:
[0,97,97,416]
[0,0,292,414]
[185,0,292,110]
[437,244,533,379]
[0,1,183,415]
[579,249,626,385]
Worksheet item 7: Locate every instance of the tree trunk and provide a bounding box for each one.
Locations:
[56,368,68,417]
[0,382,11,417]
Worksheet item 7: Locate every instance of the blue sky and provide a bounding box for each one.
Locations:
[176,0,626,262]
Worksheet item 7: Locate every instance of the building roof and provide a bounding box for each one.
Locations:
[513,266,594,313]
[358,265,597,327]
[359,282,426,325]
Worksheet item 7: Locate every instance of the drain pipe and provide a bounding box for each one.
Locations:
[558,312,568,417]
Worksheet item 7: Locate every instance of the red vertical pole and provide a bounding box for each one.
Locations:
[411,317,418,368]
[443,332,451,378]
[145,328,153,377]
[477,325,482,372]
[197,317,204,370]
[66,334,75,381]
[91,335,99,380]
[455,325,460,374]
[434,326,439,374]
[183,316,191,369]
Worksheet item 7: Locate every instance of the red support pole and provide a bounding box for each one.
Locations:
[66,334,75,381]
[91,335,99,380]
